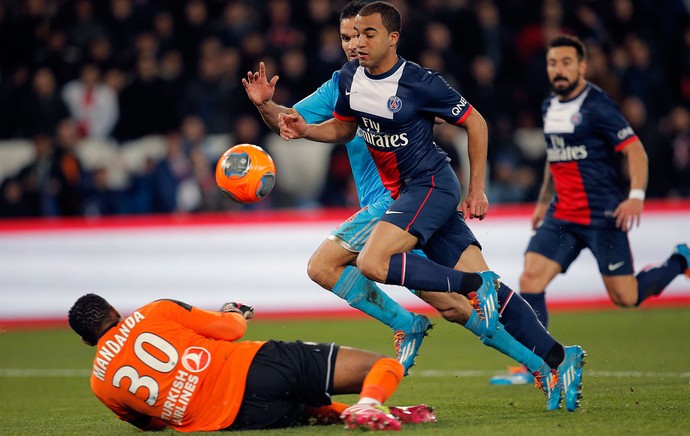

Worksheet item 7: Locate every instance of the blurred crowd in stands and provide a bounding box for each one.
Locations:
[0,0,689,218]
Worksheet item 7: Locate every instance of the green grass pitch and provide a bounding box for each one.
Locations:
[1,307,689,435]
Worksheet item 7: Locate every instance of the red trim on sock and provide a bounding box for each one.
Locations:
[499,289,514,315]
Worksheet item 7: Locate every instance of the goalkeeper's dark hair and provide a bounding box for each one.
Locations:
[68,293,113,345]
[340,0,369,21]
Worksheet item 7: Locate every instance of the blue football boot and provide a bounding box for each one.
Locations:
[395,313,432,376]
[470,271,500,337]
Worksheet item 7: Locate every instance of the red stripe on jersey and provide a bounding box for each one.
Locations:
[453,105,473,125]
[333,111,355,122]
[551,161,591,225]
[614,135,639,152]
[405,175,435,232]
[367,147,402,199]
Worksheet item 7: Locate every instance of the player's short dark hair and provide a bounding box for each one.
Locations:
[68,293,113,345]
[359,1,401,34]
[548,35,586,61]
[340,0,369,21]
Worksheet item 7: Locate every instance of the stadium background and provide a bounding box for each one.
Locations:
[0,0,689,323]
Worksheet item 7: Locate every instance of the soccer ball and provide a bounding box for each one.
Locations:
[215,144,276,204]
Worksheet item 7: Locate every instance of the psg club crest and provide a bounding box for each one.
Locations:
[181,347,211,373]
[387,96,402,113]
[570,112,583,126]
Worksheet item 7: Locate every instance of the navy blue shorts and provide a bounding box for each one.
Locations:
[526,216,634,275]
[228,340,339,430]
[382,164,479,266]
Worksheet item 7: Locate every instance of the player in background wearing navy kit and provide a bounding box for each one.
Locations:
[491,35,690,392]
[278,1,585,411]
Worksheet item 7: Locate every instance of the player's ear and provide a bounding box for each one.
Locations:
[389,31,399,47]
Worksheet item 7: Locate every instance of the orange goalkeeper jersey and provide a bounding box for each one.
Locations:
[89,299,265,432]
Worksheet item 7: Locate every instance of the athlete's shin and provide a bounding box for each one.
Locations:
[333,266,415,331]
[635,254,686,306]
[497,282,563,368]
[385,252,481,296]
[481,322,547,374]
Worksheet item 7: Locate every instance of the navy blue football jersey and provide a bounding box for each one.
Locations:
[541,82,639,226]
[333,57,472,198]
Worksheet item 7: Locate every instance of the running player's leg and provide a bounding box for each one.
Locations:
[356,172,489,301]
[519,252,561,329]
[592,230,689,307]
[449,244,566,370]
[519,217,583,329]
[419,291,548,372]
[455,245,587,410]
[308,202,429,373]
[308,238,415,332]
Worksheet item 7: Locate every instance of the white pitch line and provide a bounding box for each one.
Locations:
[415,370,690,378]
[1,368,689,378]
[0,368,92,377]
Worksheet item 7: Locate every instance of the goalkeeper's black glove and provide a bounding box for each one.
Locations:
[219,302,254,319]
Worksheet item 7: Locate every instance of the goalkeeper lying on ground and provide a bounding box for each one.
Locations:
[68,294,436,431]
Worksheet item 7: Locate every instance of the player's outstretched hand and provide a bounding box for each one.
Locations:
[242,61,279,106]
[278,112,306,141]
[613,198,643,232]
[461,189,489,220]
[220,302,255,320]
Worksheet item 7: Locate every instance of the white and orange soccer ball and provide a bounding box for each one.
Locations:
[215,144,276,204]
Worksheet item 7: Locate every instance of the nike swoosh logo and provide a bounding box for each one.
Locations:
[345,89,356,95]
[608,261,625,271]
[385,210,404,215]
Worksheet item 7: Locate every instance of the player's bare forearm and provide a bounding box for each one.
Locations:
[304,118,356,143]
[623,140,649,192]
[462,108,489,219]
[279,113,356,144]
[537,162,555,205]
[531,162,554,228]
[256,100,291,134]
[614,140,648,231]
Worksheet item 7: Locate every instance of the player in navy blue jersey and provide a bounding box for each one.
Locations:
[279,1,586,411]
[244,1,573,391]
[491,35,690,392]
[243,1,548,382]
[242,0,432,378]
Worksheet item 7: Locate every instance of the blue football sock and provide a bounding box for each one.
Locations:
[386,252,480,296]
[635,256,684,306]
[463,309,484,336]
[333,266,415,331]
[481,322,547,373]
[464,309,546,373]
[521,292,548,329]
[496,282,562,368]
